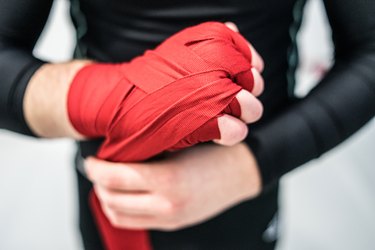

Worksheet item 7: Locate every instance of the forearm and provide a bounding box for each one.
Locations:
[243,0,375,188]
[23,60,91,139]
[246,52,375,186]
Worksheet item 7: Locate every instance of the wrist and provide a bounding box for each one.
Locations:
[24,60,90,139]
[67,62,128,138]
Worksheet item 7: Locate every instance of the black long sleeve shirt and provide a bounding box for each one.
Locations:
[1,0,374,184]
[0,0,374,248]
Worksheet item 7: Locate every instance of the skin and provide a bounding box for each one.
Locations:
[24,23,263,230]
[24,23,264,143]
[85,143,261,231]
[84,24,263,230]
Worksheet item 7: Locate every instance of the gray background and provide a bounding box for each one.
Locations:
[0,0,374,249]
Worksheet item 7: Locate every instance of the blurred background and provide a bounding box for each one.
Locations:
[0,0,374,249]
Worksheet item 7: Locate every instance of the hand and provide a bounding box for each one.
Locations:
[68,22,264,162]
[85,143,261,231]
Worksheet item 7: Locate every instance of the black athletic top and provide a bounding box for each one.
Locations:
[1,0,374,249]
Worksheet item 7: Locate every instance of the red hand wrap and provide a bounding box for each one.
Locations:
[68,22,254,250]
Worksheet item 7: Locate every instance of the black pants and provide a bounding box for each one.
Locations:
[76,152,279,250]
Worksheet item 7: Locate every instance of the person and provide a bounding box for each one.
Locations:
[0,0,374,249]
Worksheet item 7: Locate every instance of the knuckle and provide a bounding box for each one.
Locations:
[157,169,178,187]
[96,192,107,205]
[162,201,177,216]
[110,215,127,229]
[103,209,120,227]
[162,198,186,217]
[227,120,248,142]
[105,197,120,210]
[251,101,264,121]
[110,219,123,229]
[103,175,123,189]
[163,220,185,231]
[95,187,109,203]
[102,204,131,229]
[96,189,121,210]
[235,123,248,140]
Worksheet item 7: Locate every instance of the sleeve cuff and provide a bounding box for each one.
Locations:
[0,48,46,136]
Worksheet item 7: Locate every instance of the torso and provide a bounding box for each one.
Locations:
[71,1,304,249]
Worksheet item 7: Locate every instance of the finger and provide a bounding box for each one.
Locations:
[95,185,163,216]
[101,203,156,230]
[170,118,220,150]
[214,114,248,146]
[234,68,254,92]
[227,90,263,123]
[225,22,264,72]
[224,97,241,118]
[249,44,264,73]
[251,68,264,96]
[85,157,149,191]
[224,22,239,32]
[234,68,264,96]
[172,88,263,148]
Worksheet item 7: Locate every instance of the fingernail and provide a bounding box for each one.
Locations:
[225,22,239,32]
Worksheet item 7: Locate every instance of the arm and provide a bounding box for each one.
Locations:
[246,0,375,185]
[0,0,87,138]
[0,0,52,135]
[0,1,263,145]
[24,61,88,139]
